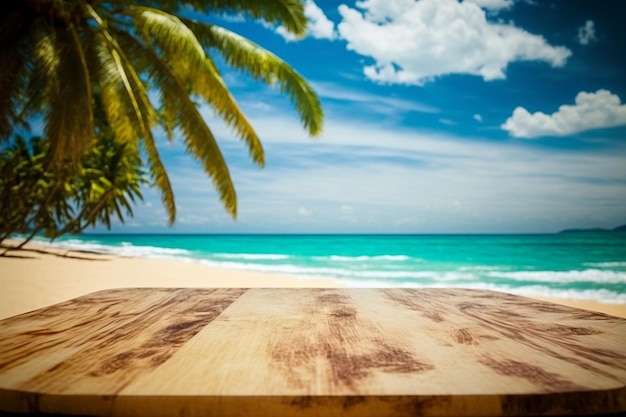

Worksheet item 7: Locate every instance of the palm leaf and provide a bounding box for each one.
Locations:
[93,34,140,145]
[87,5,177,224]
[10,25,56,133]
[118,30,237,217]
[128,6,265,166]
[184,20,323,136]
[151,0,307,36]
[2,0,322,228]
[44,24,94,169]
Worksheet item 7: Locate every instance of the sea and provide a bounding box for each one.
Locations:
[37,233,626,303]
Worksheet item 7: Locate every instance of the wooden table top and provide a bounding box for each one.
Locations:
[0,288,625,417]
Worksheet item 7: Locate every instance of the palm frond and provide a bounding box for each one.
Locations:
[2,0,322,228]
[158,89,177,142]
[93,35,139,145]
[88,5,177,224]
[184,20,323,136]
[10,24,56,132]
[118,30,237,217]
[139,126,177,225]
[85,5,145,142]
[129,6,264,166]
[200,0,307,36]
[149,0,307,36]
[44,24,94,169]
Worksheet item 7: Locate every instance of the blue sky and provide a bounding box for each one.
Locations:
[113,0,626,234]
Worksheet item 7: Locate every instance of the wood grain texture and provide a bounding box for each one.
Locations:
[0,288,625,416]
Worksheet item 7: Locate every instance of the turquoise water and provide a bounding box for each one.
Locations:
[43,233,626,303]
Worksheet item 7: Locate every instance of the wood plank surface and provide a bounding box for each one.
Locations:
[0,288,625,416]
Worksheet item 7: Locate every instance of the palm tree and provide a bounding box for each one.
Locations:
[55,133,146,237]
[0,136,75,249]
[0,135,45,242]
[0,133,146,252]
[0,0,323,225]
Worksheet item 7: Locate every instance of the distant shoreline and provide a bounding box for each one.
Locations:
[558,224,626,234]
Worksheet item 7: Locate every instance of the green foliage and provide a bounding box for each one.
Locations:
[0,135,146,247]
[0,0,324,224]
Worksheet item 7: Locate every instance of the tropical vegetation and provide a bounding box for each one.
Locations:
[0,132,146,251]
[0,0,323,241]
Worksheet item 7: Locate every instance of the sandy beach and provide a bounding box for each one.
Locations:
[1,240,625,320]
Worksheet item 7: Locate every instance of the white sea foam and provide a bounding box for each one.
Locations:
[487,269,626,284]
[347,270,474,281]
[32,237,193,259]
[458,265,503,271]
[114,245,193,259]
[314,255,412,262]
[499,286,626,304]
[337,279,626,303]
[25,237,626,304]
[199,259,475,282]
[584,261,626,268]
[199,260,344,275]
[212,253,290,260]
[32,238,119,255]
[449,283,626,304]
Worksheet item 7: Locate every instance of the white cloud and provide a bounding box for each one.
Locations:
[305,0,337,39]
[276,0,336,41]
[577,20,596,45]
[474,114,483,122]
[464,0,515,12]
[117,110,626,233]
[337,0,571,85]
[112,87,626,234]
[312,81,438,113]
[502,89,626,138]
[219,14,245,23]
[439,118,457,126]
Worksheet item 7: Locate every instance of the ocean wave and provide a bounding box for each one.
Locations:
[211,253,290,260]
[487,269,626,284]
[35,238,193,259]
[114,245,193,258]
[458,265,503,272]
[313,255,412,262]
[198,260,346,276]
[33,238,119,255]
[24,236,626,304]
[336,280,626,304]
[198,259,474,282]
[584,261,626,268]
[500,286,626,304]
[348,270,474,281]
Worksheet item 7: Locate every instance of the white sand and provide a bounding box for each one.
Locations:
[1,240,624,319]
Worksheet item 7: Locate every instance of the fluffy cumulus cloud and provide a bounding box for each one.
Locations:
[276,0,336,41]
[502,89,626,138]
[337,0,571,85]
[577,20,596,45]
